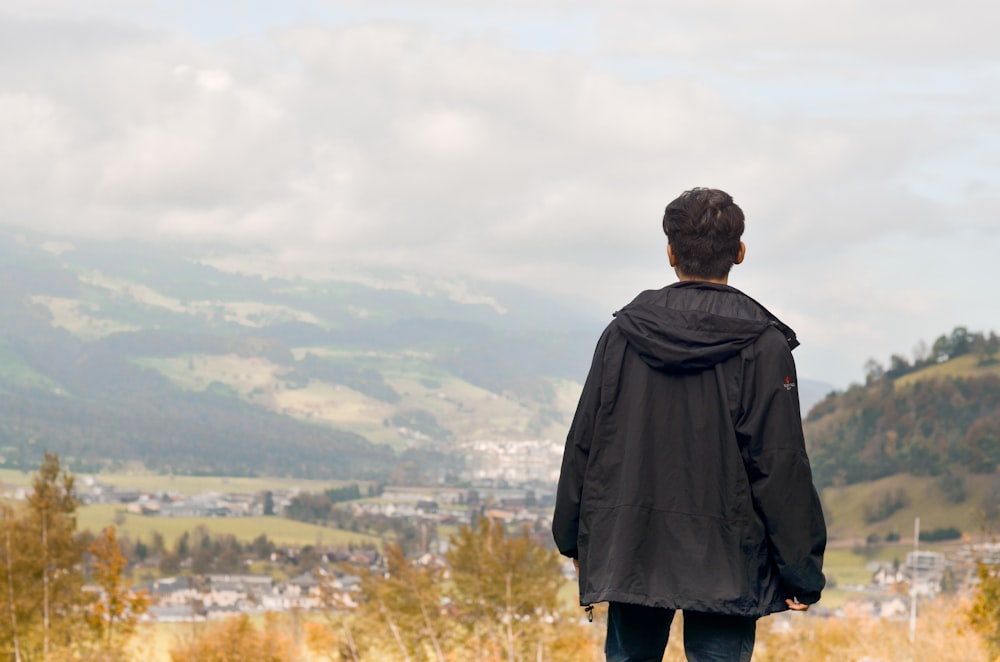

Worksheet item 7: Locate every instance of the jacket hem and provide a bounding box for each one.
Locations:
[580,589,784,619]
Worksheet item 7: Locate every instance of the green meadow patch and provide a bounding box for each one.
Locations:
[76,503,383,548]
[894,353,1000,389]
[821,473,997,541]
[0,342,60,392]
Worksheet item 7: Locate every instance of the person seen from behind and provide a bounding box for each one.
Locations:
[552,187,827,661]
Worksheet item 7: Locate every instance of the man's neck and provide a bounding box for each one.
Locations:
[675,270,729,286]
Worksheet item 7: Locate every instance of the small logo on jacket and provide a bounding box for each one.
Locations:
[783,376,796,391]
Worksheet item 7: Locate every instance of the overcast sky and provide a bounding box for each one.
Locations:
[2,1,997,387]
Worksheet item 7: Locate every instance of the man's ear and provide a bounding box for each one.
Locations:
[734,242,746,265]
[667,244,677,267]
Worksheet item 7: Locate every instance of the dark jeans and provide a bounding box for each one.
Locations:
[605,602,757,662]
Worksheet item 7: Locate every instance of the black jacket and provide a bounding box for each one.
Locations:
[552,282,826,617]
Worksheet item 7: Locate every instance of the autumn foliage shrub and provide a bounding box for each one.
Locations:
[169,613,297,662]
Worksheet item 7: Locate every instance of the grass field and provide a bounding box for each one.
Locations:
[820,473,998,541]
[894,353,1000,389]
[31,294,141,339]
[0,468,357,496]
[75,503,383,548]
[818,539,967,610]
[128,613,357,662]
[0,342,60,392]
[133,344,582,449]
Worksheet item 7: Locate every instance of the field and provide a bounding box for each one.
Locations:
[817,541,966,610]
[820,472,998,542]
[0,467,383,548]
[0,467,359,496]
[75,503,383,548]
[894,353,1000,388]
[124,589,993,662]
[139,348,580,449]
[0,342,60,392]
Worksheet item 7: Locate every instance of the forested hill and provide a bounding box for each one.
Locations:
[803,327,1000,488]
[0,229,604,477]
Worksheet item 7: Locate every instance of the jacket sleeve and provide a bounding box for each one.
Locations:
[551,328,609,559]
[735,327,827,604]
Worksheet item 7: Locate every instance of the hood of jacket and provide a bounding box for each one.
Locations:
[613,281,797,372]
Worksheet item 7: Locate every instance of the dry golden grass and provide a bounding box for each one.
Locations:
[754,598,992,662]
[648,598,993,662]
[576,600,995,662]
[126,597,992,662]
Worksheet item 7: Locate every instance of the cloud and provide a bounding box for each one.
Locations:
[0,4,997,386]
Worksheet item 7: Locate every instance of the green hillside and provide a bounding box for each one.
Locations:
[0,230,597,477]
[804,327,1000,489]
[0,341,58,393]
[894,353,1000,387]
[75,504,381,548]
[821,472,998,541]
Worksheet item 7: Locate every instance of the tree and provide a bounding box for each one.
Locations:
[965,417,1000,473]
[885,354,911,379]
[262,490,275,516]
[950,326,972,357]
[175,530,190,558]
[0,454,163,661]
[932,334,952,362]
[0,453,108,661]
[23,451,84,660]
[150,531,166,558]
[303,620,346,662]
[938,469,967,504]
[863,358,884,385]
[251,533,275,560]
[447,518,563,662]
[312,519,600,661]
[86,526,149,660]
[0,455,160,661]
[968,562,1000,657]
[0,505,24,662]
[353,543,446,661]
[159,552,181,575]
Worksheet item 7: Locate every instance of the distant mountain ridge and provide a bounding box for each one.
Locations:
[3,228,947,483]
[0,229,606,476]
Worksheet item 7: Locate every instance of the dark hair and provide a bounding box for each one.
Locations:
[662,187,745,279]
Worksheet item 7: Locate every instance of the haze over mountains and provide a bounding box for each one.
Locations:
[0,228,594,476]
[0,227,854,478]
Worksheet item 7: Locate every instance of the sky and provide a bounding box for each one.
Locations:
[1,1,998,388]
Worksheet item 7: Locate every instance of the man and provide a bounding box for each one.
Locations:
[552,188,826,662]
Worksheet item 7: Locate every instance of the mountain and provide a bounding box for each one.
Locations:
[0,229,606,477]
[10,227,979,488]
[798,378,836,417]
[803,329,1000,489]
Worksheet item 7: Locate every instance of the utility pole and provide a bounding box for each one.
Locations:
[909,516,920,644]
